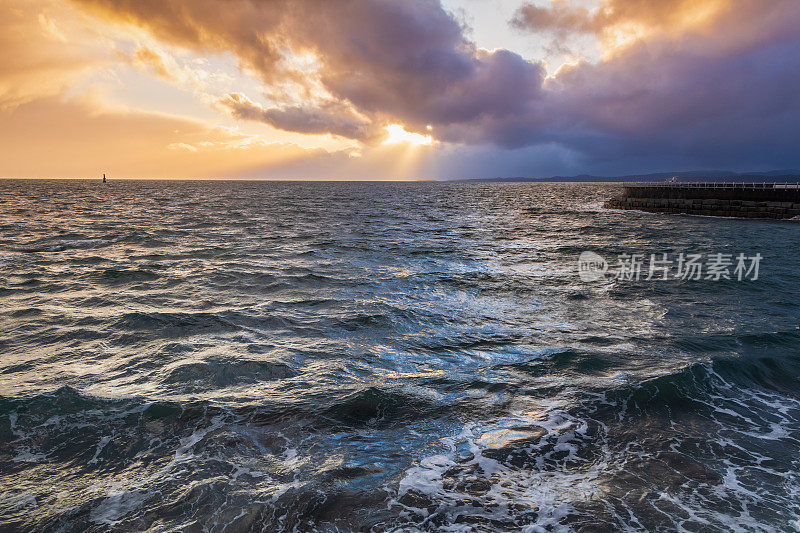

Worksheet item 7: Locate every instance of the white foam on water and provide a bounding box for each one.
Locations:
[283,446,299,467]
[394,402,608,531]
[0,492,38,514]
[392,364,800,531]
[89,436,112,464]
[24,235,126,253]
[11,447,48,463]
[89,484,150,527]
[0,253,23,266]
[229,461,269,481]
[90,415,226,525]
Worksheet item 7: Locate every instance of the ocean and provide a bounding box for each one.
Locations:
[0,180,798,531]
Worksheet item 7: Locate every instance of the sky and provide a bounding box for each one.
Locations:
[1,0,799,179]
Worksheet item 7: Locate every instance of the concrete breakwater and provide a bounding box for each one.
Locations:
[604,182,800,219]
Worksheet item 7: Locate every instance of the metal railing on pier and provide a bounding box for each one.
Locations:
[623,182,800,189]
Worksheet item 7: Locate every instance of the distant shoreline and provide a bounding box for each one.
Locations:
[447,169,800,183]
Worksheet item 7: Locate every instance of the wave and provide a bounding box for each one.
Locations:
[0,254,24,266]
[161,358,296,387]
[16,235,126,253]
[2,346,799,530]
[113,311,244,335]
[100,268,160,282]
[3,181,800,531]
[324,387,437,426]
[393,354,800,530]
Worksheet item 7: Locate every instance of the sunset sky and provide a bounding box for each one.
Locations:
[2,0,799,179]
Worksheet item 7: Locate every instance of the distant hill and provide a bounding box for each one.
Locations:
[450,170,800,183]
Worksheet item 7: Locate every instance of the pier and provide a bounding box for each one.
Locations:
[604,182,800,219]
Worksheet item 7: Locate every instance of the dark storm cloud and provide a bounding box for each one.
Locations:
[70,0,800,171]
[512,0,799,39]
[219,93,381,142]
[505,0,800,170]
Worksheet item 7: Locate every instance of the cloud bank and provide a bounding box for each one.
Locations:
[3,0,800,177]
[64,0,800,172]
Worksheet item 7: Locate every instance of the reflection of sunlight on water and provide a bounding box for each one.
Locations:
[374,368,446,380]
[475,425,546,450]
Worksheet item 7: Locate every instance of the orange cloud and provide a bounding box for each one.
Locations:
[131,46,177,81]
[67,0,546,146]
[512,0,794,55]
[0,93,331,179]
[0,0,110,109]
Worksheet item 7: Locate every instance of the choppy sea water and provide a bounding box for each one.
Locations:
[1,180,799,532]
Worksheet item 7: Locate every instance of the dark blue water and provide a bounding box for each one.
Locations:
[1,180,799,531]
